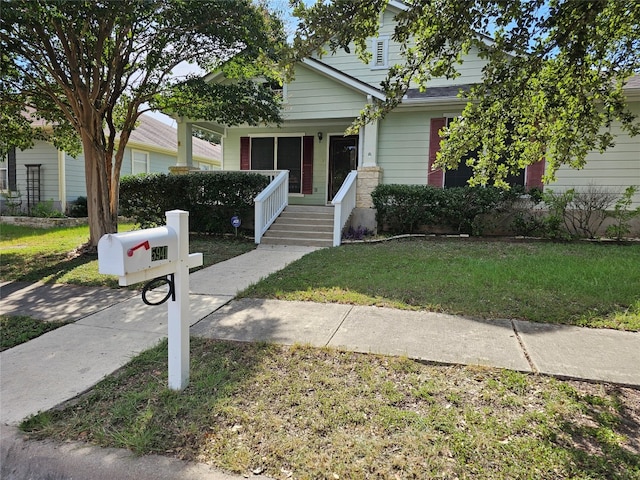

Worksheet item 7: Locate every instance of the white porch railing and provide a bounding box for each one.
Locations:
[254,170,289,244]
[331,170,358,247]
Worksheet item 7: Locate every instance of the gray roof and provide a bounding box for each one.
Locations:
[25,110,220,162]
[405,84,474,100]
[405,75,639,101]
[625,75,640,89]
[129,115,221,162]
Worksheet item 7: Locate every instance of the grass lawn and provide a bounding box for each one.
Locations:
[0,223,256,349]
[0,223,256,288]
[241,238,640,331]
[22,339,640,479]
[7,227,640,477]
[0,315,70,351]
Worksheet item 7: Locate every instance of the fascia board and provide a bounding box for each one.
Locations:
[398,97,468,108]
[300,58,386,100]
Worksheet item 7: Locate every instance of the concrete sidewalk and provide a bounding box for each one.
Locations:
[2,242,640,479]
[0,244,318,426]
[191,298,640,387]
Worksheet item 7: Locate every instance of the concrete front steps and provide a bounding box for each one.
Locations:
[260,205,334,247]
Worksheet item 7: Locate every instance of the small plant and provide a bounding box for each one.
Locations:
[606,186,640,241]
[29,199,65,218]
[1,189,23,215]
[342,225,374,240]
[541,189,575,240]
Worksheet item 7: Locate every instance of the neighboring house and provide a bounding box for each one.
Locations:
[169,1,640,233]
[0,114,221,214]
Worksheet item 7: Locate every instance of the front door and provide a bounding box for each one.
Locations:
[328,135,358,202]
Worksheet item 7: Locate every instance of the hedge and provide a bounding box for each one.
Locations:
[119,172,270,234]
[371,184,523,234]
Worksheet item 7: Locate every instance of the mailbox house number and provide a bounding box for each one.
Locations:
[151,245,168,262]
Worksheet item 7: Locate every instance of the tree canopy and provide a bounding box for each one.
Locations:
[292,0,640,187]
[1,0,285,245]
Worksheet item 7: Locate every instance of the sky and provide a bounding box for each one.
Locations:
[145,60,205,127]
[147,0,296,127]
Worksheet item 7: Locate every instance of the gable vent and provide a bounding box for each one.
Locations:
[372,38,388,69]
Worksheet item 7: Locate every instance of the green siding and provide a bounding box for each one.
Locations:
[224,125,353,205]
[549,101,640,207]
[317,9,487,90]
[284,64,367,120]
[378,110,459,185]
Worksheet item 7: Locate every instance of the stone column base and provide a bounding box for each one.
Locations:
[168,165,200,175]
[356,166,383,208]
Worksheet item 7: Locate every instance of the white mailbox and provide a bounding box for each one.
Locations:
[98,210,203,391]
[98,226,178,286]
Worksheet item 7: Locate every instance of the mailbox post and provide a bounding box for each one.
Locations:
[98,210,203,391]
[166,210,190,390]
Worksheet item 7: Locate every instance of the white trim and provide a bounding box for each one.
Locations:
[0,154,7,192]
[371,36,389,70]
[388,0,408,11]
[301,58,386,100]
[248,135,305,194]
[131,149,150,174]
[248,132,305,138]
[326,133,359,204]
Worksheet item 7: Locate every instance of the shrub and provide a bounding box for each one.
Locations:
[119,172,270,234]
[67,196,88,217]
[371,184,443,233]
[562,185,617,238]
[606,186,640,241]
[1,190,23,215]
[29,199,65,218]
[371,184,521,235]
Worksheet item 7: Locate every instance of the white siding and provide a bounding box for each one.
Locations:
[549,101,640,206]
[284,64,367,121]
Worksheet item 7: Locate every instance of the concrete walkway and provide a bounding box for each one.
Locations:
[2,242,640,479]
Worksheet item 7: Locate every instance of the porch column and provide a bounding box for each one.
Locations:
[362,118,379,167]
[176,118,193,167]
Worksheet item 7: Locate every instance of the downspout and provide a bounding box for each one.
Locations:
[58,150,66,213]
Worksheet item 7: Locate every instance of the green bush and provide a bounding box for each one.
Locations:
[29,199,65,218]
[119,172,270,234]
[606,186,640,241]
[68,196,88,217]
[371,184,521,234]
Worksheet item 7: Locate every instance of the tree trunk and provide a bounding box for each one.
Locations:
[82,132,118,247]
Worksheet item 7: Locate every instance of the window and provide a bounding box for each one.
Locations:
[1,147,17,191]
[442,118,525,188]
[250,136,303,194]
[371,37,389,69]
[132,150,149,174]
[0,162,7,191]
[262,81,284,99]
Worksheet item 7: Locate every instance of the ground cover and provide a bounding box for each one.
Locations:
[241,238,640,330]
[22,339,640,479]
[0,315,69,351]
